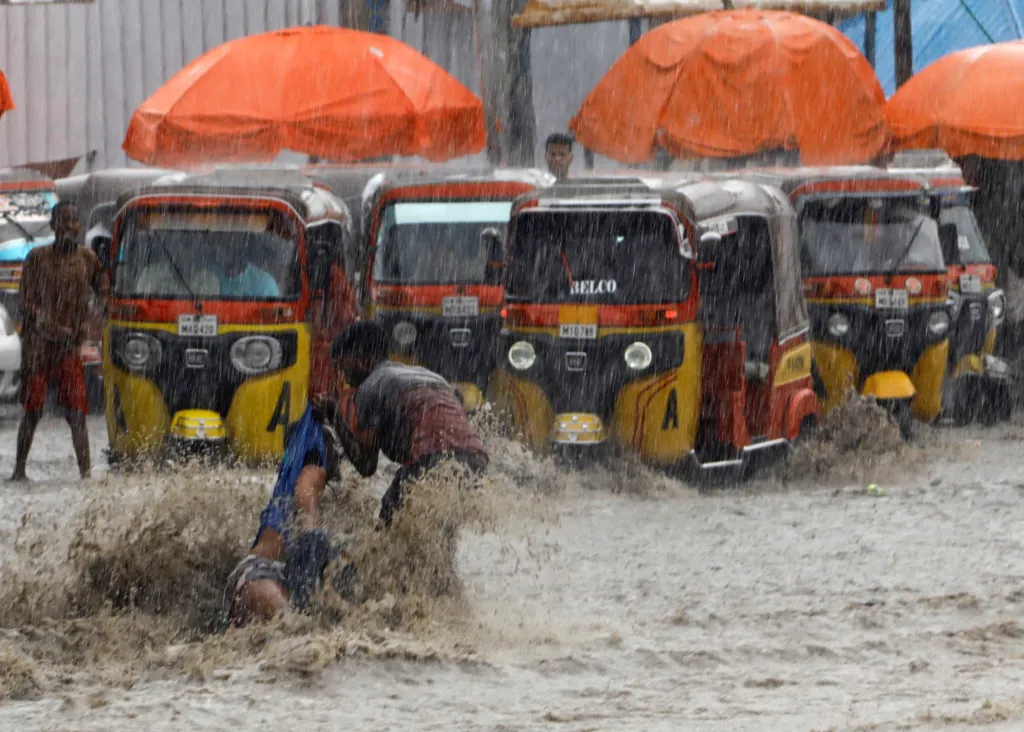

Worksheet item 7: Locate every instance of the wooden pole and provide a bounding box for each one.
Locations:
[864,11,877,68]
[508,0,537,166]
[893,0,913,88]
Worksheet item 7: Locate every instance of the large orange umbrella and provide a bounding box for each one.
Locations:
[886,41,1024,161]
[0,71,14,119]
[569,10,889,165]
[123,26,484,166]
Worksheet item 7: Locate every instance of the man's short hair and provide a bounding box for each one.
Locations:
[331,321,389,364]
[545,133,574,151]
[50,200,79,227]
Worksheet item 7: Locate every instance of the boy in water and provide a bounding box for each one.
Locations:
[222,408,344,626]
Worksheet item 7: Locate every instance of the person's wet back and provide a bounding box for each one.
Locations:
[323,322,488,527]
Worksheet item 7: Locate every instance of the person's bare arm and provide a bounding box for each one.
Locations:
[294,464,328,532]
[337,418,379,477]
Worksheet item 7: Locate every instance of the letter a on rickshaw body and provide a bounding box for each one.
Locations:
[362,169,554,411]
[104,168,356,463]
[492,176,818,478]
[893,166,1008,423]
[742,168,953,435]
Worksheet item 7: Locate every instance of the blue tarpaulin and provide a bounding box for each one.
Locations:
[840,0,1024,97]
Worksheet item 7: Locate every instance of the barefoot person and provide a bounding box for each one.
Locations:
[223,406,346,626]
[11,201,104,481]
[325,322,488,527]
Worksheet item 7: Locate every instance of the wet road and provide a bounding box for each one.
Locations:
[2,409,1024,730]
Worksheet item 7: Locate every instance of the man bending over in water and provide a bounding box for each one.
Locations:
[322,321,488,527]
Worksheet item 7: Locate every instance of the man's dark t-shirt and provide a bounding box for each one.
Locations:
[352,361,486,466]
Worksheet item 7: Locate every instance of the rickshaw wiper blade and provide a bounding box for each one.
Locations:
[159,240,201,309]
[2,212,35,243]
[560,250,575,287]
[886,218,926,283]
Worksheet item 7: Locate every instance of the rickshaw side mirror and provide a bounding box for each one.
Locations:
[938,222,960,266]
[91,236,112,270]
[697,231,722,264]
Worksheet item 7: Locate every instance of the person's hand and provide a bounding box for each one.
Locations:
[310,394,339,426]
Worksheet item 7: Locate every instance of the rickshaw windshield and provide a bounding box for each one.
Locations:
[940,204,991,265]
[373,200,513,285]
[114,208,300,300]
[0,190,56,248]
[800,197,945,276]
[506,210,689,304]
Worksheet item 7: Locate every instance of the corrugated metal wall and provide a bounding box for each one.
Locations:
[0,0,345,170]
[0,0,624,172]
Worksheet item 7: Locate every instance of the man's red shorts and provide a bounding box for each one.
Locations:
[21,355,88,414]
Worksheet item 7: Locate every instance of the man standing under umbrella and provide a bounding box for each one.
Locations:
[11,202,104,481]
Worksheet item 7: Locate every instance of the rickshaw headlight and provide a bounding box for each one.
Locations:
[827,312,851,338]
[122,334,161,370]
[507,340,536,371]
[927,310,951,337]
[624,342,653,370]
[988,290,1006,324]
[392,321,417,347]
[230,336,282,375]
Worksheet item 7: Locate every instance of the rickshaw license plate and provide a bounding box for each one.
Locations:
[559,324,597,340]
[875,288,909,310]
[959,274,982,294]
[442,296,479,317]
[178,314,218,337]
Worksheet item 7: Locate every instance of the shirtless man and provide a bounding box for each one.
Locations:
[12,201,104,481]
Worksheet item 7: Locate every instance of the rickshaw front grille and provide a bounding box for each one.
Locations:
[376,311,503,389]
[810,305,947,377]
[500,331,685,420]
[108,327,299,417]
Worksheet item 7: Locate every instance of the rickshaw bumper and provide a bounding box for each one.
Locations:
[169,409,229,442]
[551,412,606,446]
[862,371,916,401]
[454,383,486,412]
[684,438,791,487]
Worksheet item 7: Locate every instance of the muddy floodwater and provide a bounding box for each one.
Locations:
[3,404,1024,731]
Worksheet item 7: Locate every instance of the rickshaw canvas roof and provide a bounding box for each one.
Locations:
[733,166,927,200]
[0,168,55,190]
[56,168,174,221]
[115,168,351,225]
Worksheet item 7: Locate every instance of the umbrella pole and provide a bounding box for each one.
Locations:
[893,0,913,88]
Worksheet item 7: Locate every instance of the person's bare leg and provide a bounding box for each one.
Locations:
[67,410,91,478]
[237,578,291,622]
[294,465,327,531]
[11,410,42,481]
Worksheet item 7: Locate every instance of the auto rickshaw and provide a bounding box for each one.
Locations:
[104,168,357,463]
[360,168,554,410]
[743,168,953,436]
[492,176,819,477]
[0,169,58,322]
[304,162,432,302]
[907,170,1009,422]
[56,168,175,411]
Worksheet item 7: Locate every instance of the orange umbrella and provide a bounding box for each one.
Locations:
[123,26,484,166]
[886,41,1024,161]
[0,71,14,118]
[569,10,889,165]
